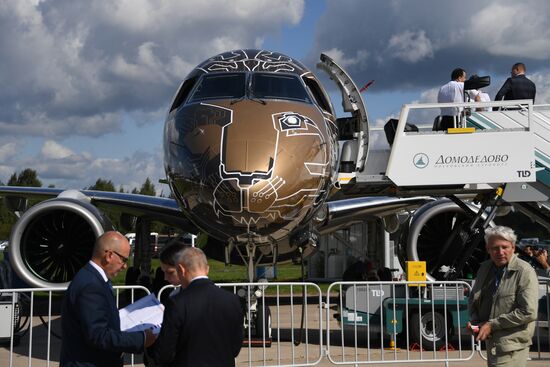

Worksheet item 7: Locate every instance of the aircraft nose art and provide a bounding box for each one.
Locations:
[220,106,277,184]
[166,97,335,240]
[214,101,331,221]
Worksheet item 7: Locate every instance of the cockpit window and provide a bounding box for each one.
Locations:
[189,73,245,102]
[251,73,311,103]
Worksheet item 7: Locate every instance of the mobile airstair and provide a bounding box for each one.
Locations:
[319,54,539,201]
[320,52,549,287]
[333,98,540,200]
[466,104,550,228]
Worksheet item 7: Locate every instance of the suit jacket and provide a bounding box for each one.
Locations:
[495,74,536,102]
[60,263,144,367]
[154,278,243,367]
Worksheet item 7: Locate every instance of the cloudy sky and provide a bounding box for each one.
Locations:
[1,0,549,193]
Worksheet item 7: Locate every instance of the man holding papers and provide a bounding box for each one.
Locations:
[152,246,243,367]
[60,231,156,367]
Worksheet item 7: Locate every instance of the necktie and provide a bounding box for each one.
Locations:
[107,280,115,296]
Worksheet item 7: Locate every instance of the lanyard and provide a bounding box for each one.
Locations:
[493,266,506,294]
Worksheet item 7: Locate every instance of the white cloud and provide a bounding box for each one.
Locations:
[530,72,550,105]
[322,48,369,69]
[0,142,17,161]
[0,111,122,138]
[467,3,550,59]
[310,0,550,92]
[2,142,165,194]
[387,30,434,63]
[0,0,305,138]
[41,140,74,159]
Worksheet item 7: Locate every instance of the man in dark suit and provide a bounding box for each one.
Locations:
[153,246,243,367]
[495,62,536,103]
[60,231,156,367]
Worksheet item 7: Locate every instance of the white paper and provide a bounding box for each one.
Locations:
[119,293,164,334]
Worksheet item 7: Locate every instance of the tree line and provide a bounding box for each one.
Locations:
[0,168,170,239]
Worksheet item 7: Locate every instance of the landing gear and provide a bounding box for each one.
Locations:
[234,240,273,347]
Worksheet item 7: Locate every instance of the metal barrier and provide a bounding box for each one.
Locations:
[0,285,150,367]
[159,282,324,367]
[3,280,548,366]
[532,279,550,360]
[325,281,475,365]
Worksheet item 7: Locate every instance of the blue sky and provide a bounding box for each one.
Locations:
[1,0,550,192]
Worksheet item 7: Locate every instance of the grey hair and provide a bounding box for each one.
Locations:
[484,226,517,245]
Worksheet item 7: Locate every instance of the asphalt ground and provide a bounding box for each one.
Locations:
[1,307,549,367]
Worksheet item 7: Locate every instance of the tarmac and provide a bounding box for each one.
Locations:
[1,311,549,367]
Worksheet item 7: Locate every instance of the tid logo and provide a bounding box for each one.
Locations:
[371,289,385,297]
[413,153,429,169]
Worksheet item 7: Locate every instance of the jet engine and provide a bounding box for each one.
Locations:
[8,193,113,288]
[403,199,489,280]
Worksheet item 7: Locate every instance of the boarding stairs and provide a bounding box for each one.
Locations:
[466,104,550,228]
[319,52,550,229]
[336,99,550,228]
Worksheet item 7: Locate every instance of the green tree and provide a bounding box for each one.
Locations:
[1,169,42,238]
[139,177,156,196]
[8,168,42,187]
[88,178,116,191]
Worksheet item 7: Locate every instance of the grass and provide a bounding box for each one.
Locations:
[1,251,330,295]
[112,257,306,285]
[112,257,329,294]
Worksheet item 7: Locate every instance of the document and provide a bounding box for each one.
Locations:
[119,293,164,334]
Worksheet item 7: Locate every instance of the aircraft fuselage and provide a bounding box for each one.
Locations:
[164,50,338,260]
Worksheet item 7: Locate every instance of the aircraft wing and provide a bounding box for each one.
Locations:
[0,185,191,228]
[0,186,432,235]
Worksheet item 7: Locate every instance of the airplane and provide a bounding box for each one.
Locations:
[0,49,543,292]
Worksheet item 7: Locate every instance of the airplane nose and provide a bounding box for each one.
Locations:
[224,139,276,175]
[247,179,279,213]
[222,119,277,178]
[220,108,278,185]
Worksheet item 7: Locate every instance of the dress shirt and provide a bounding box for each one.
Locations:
[438,80,465,116]
[89,260,109,282]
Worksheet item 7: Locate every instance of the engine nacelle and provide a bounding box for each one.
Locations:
[8,197,113,288]
[404,199,490,281]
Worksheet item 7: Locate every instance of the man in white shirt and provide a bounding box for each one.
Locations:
[437,68,480,129]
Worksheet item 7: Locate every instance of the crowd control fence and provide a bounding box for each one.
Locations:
[1,280,549,366]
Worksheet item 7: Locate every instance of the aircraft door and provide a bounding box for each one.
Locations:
[317,53,370,173]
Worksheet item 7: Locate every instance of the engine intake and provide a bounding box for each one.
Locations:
[404,199,490,281]
[8,198,113,288]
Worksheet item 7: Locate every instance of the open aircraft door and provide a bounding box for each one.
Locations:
[317,53,370,178]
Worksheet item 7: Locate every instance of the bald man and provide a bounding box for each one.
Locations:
[60,231,156,367]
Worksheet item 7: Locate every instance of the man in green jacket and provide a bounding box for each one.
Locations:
[468,226,538,367]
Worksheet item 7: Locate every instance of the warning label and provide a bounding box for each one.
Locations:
[406,261,427,287]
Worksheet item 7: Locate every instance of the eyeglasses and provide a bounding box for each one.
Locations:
[106,250,129,264]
